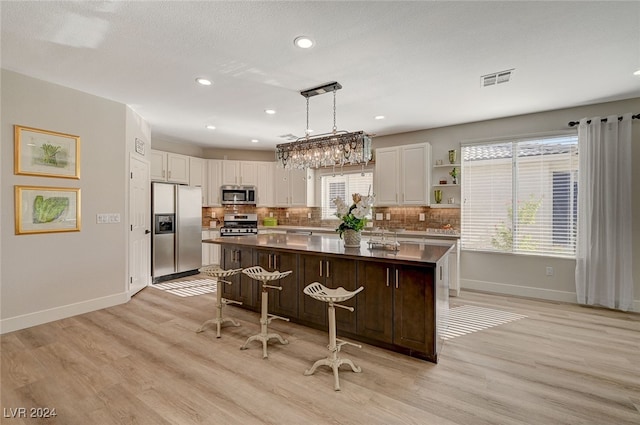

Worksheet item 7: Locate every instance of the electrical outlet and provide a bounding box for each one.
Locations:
[307,212,312,219]
[375,213,383,220]
[286,212,290,218]
[269,212,274,218]
[546,266,554,276]
[419,213,425,221]
[385,213,391,220]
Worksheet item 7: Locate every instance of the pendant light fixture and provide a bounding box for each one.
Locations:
[275,82,372,170]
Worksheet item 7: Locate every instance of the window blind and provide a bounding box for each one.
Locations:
[461,134,578,257]
[321,171,373,219]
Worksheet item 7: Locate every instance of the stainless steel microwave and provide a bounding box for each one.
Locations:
[220,185,256,205]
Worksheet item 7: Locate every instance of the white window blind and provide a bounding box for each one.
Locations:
[461,134,578,257]
[321,171,373,219]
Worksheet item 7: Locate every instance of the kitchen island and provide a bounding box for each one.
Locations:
[204,233,452,362]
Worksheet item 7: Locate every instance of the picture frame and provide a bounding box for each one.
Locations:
[15,186,81,235]
[14,125,80,179]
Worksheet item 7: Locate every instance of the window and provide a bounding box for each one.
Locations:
[321,171,373,219]
[461,134,578,257]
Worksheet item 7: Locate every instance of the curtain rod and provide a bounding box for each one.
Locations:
[567,113,640,127]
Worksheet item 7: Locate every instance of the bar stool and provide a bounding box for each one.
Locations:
[303,282,364,391]
[240,266,293,358]
[196,265,243,338]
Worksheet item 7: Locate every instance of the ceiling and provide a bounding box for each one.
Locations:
[2,1,639,151]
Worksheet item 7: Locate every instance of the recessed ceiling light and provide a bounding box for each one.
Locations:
[634,69,640,76]
[294,36,314,49]
[374,115,385,120]
[205,125,216,130]
[251,139,259,143]
[265,109,276,115]
[196,77,212,86]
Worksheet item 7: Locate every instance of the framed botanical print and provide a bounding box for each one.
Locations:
[15,186,81,235]
[14,125,80,179]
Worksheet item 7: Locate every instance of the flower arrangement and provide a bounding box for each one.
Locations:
[333,193,375,238]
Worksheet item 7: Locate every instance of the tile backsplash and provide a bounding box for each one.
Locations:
[202,205,459,231]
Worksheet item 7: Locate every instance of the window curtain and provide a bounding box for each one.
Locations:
[575,113,634,311]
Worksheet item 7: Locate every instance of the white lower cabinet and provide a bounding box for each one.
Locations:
[202,230,220,267]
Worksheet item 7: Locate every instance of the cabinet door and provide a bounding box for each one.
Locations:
[325,257,358,334]
[240,161,258,186]
[356,261,393,343]
[289,168,308,206]
[256,162,274,207]
[299,254,327,327]
[207,159,222,206]
[150,150,167,181]
[256,250,298,318]
[221,160,240,185]
[393,264,434,354]
[374,147,400,206]
[167,153,189,184]
[401,144,430,205]
[274,167,290,206]
[221,246,257,309]
[202,231,210,267]
[190,157,206,205]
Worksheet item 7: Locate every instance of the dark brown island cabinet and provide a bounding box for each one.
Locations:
[206,233,452,363]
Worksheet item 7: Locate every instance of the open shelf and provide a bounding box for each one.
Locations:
[433,163,460,168]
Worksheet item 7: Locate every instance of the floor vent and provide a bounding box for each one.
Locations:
[481,69,514,87]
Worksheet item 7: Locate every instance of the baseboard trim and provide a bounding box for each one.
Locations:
[461,279,579,304]
[0,292,130,334]
[461,279,640,312]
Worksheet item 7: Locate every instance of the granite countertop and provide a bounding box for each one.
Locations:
[205,233,454,265]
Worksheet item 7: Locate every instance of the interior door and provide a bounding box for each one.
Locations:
[129,154,151,296]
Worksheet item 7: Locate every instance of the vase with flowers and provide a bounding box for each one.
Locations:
[333,192,375,248]
[449,167,459,184]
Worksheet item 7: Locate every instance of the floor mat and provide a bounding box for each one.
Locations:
[152,279,217,297]
[442,305,527,340]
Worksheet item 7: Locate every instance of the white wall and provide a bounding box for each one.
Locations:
[1,70,130,332]
[375,97,640,310]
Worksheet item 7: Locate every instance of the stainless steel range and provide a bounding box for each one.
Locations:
[220,213,259,236]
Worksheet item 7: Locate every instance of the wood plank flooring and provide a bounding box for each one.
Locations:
[2,281,639,425]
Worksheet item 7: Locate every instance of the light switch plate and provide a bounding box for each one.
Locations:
[419,213,425,221]
[385,213,391,220]
[375,213,383,220]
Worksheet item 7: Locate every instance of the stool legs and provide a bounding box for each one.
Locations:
[304,303,361,391]
[240,284,289,358]
[196,280,241,338]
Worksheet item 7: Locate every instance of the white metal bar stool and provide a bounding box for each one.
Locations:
[303,282,364,391]
[196,266,243,338]
[240,266,293,358]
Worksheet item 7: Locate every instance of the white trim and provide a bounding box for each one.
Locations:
[461,278,578,303]
[462,278,640,312]
[0,292,130,334]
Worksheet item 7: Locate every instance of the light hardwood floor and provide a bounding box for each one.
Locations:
[2,281,639,425]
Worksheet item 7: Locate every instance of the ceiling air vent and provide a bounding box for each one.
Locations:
[481,69,514,87]
[278,133,299,141]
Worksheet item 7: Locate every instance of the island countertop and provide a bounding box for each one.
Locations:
[205,233,453,266]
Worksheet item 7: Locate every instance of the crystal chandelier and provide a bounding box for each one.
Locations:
[275,82,372,170]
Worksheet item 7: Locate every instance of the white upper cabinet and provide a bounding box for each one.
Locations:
[240,161,258,186]
[274,167,314,207]
[374,142,431,206]
[374,147,400,205]
[189,157,206,205]
[207,159,223,206]
[221,160,258,186]
[150,149,190,184]
[255,162,274,207]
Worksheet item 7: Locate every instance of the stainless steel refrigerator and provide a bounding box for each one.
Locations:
[152,182,202,282]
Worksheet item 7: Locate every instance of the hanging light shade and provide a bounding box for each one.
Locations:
[275,82,372,170]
